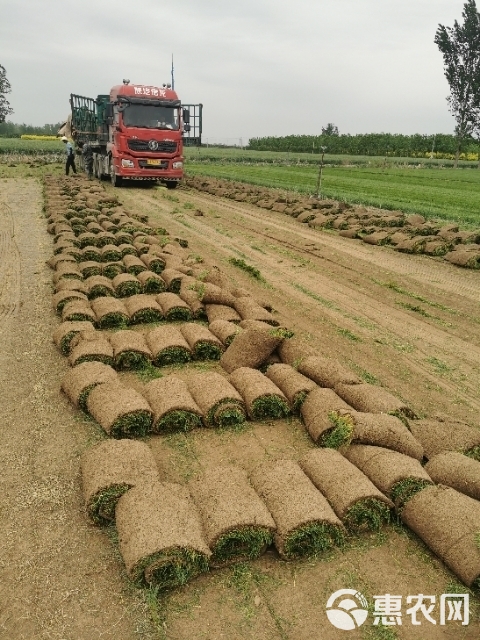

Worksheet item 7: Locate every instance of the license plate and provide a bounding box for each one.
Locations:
[146,159,161,165]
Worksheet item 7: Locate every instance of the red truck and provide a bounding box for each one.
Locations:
[69,80,202,188]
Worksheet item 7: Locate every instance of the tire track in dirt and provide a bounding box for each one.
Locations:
[0,197,21,325]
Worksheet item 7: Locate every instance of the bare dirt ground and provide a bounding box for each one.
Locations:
[1,173,479,640]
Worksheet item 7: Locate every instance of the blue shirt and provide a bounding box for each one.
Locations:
[65,142,74,157]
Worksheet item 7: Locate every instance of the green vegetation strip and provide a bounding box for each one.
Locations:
[153,347,191,367]
[343,498,391,532]
[283,522,345,560]
[97,313,129,329]
[390,478,433,511]
[130,309,164,324]
[212,528,273,565]
[251,396,290,420]
[110,411,152,438]
[155,410,202,433]
[132,548,209,590]
[115,281,142,298]
[228,257,263,280]
[465,446,480,462]
[192,342,223,360]
[319,412,354,449]
[74,354,114,368]
[116,351,151,370]
[88,484,130,525]
[164,308,192,322]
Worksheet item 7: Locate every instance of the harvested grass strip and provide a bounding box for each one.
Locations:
[62,300,96,324]
[101,244,122,262]
[401,485,480,587]
[81,245,102,262]
[118,243,138,257]
[187,372,246,428]
[208,319,242,347]
[85,275,115,300]
[298,356,361,388]
[300,388,353,445]
[146,326,191,366]
[180,323,224,360]
[409,417,480,460]
[189,466,275,567]
[156,292,193,322]
[137,270,166,294]
[124,254,148,275]
[425,452,480,501]
[161,268,186,293]
[68,331,115,368]
[53,320,95,356]
[229,367,289,420]
[78,232,98,248]
[220,325,285,373]
[47,253,77,269]
[91,297,130,329]
[52,290,88,314]
[102,261,125,279]
[143,375,202,432]
[124,294,164,324]
[205,303,241,324]
[86,381,153,437]
[109,330,152,370]
[265,363,317,412]
[228,257,262,280]
[178,287,206,319]
[53,262,83,282]
[277,336,316,366]
[116,482,211,589]
[233,297,279,326]
[335,382,417,419]
[250,459,345,559]
[79,261,102,278]
[61,360,119,410]
[112,273,142,298]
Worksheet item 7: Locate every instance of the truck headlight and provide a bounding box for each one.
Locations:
[121,159,135,168]
[172,161,183,169]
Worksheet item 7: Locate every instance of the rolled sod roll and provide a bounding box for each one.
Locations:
[137,270,166,294]
[116,482,211,589]
[239,320,293,338]
[180,323,224,360]
[146,326,191,366]
[208,319,242,347]
[102,261,125,279]
[81,439,159,525]
[53,320,95,356]
[265,363,317,412]
[91,297,130,329]
[250,460,345,559]
[85,275,115,300]
[78,232,99,248]
[53,240,77,256]
[53,262,83,282]
[109,330,152,370]
[156,292,193,322]
[186,372,246,428]
[344,445,433,510]
[445,250,480,268]
[78,261,103,278]
[277,337,316,366]
[68,331,114,367]
[233,297,279,326]
[61,360,119,410]
[401,485,480,587]
[188,465,276,567]
[143,375,202,432]
[86,381,153,437]
[52,289,88,314]
[81,245,102,262]
[47,253,77,269]
[203,267,230,289]
[194,282,236,307]
[220,325,285,374]
[334,382,417,419]
[101,244,122,262]
[229,367,290,420]
[347,411,424,460]
[205,303,242,324]
[112,273,142,298]
[425,452,480,501]
[140,252,166,274]
[117,243,137,257]
[62,299,96,324]
[300,449,393,531]
[123,254,148,275]
[96,231,117,248]
[177,287,206,319]
[410,418,480,460]
[124,294,164,324]
[298,356,361,388]
[133,241,149,255]
[300,387,354,447]
[161,268,187,293]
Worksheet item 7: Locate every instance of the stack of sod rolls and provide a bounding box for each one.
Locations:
[410,418,480,461]
[425,452,480,500]
[300,449,393,532]
[220,325,286,373]
[265,363,317,413]
[61,361,119,411]
[81,439,159,525]
[109,330,152,370]
[188,465,275,567]
[187,372,246,429]
[300,388,354,447]
[229,367,290,420]
[298,356,361,388]
[143,375,202,433]
[116,481,211,590]
[250,459,345,559]
[335,382,417,420]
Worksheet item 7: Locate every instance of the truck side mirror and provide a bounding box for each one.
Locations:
[183,108,190,124]
[106,103,114,125]
[184,124,191,132]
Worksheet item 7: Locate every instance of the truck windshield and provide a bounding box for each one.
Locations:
[121,105,179,130]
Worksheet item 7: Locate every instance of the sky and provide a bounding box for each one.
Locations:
[0,0,468,142]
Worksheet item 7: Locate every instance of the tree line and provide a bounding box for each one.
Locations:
[0,121,64,137]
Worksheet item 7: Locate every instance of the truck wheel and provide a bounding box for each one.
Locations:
[110,161,123,187]
[165,181,178,190]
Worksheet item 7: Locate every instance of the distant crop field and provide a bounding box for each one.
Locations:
[0,138,64,154]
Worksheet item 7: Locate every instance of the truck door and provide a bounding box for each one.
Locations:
[182,104,203,147]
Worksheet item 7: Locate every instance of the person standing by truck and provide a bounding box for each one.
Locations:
[62,136,76,176]
[81,141,94,180]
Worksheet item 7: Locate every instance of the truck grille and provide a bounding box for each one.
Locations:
[127,140,177,153]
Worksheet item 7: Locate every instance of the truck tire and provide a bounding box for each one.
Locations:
[110,160,123,187]
[165,181,178,190]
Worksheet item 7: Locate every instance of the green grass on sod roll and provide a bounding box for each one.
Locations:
[82,248,102,261]
[390,478,432,511]
[142,277,166,294]
[97,313,129,329]
[103,263,125,278]
[155,410,202,433]
[212,527,273,565]
[102,248,122,262]
[205,400,246,429]
[132,548,209,590]
[116,351,151,370]
[60,330,81,355]
[251,395,290,420]
[130,308,164,324]
[109,410,152,438]
[343,498,391,532]
[147,259,165,274]
[120,246,137,257]
[153,347,191,367]
[192,342,223,360]
[126,265,146,276]
[74,354,115,368]
[270,327,294,339]
[78,382,102,412]
[115,281,142,298]
[164,307,193,322]
[88,286,114,300]
[88,483,130,525]
[292,390,308,413]
[64,311,95,323]
[320,412,355,449]
[283,522,345,559]
[465,446,480,462]
[82,265,102,278]
[55,295,84,314]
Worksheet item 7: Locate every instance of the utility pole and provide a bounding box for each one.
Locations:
[171,54,175,90]
[430,134,436,159]
[315,146,327,198]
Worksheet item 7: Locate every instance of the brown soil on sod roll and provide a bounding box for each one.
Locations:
[334,382,417,419]
[53,320,95,356]
[220,325,285,373]
[81,245,102,262]
[145,325,192,366]
[265,363,317,412]
[100,244,122,262]
[179,323,224,360]
[52,290,88,314]
[186,371,246,428]
[79,261,103,278]
[178,287,206,318]
[300,387,353,446]
[109,330,152,370]
[203,267,231,289]
[401,485,480,586]
[299,449,393,530]
[298,356,361,388]
[344,445,433,509]
[410,418,480,460]
[91,297,130,329]
[53,262,83,282]
[208,319,242,347]
[81,439,159,525]
[61,360,119,410]
[85,275,115,300]
[124,294,164,324]
[112,273,142,298]
[205,303,241,324]
[277,336,316,366]
[68,333,114,367]
[115,481,210,589]
[117,243,137,257]
[188,465,276,567]
[195,282,237,307]
[137,270,166,294]
[61,299,96,324]
[445,250,480,268]
[250,459,345,559]
[86,381,153,437]
[143,375,202,432]
[123,254,148,275]
[47,253,77,269]
[229,367,290,420]
[156,292,193,322]
[140,253,166,274]
[233,297,279,326]
[425,452,480,501]
[161,268,187,293]
[346,411,423,460]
